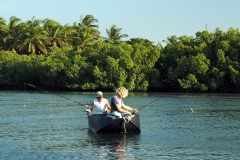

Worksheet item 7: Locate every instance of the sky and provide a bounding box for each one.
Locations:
[1,0,240,45]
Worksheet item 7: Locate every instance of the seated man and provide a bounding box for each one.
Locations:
[88,91,111,115]
[110,87,138,118]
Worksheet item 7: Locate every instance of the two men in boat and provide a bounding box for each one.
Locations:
[87,87,138,117]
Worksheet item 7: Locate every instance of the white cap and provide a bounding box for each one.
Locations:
[96,91,103,98]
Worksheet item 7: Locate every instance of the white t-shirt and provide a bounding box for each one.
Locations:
[91,98,108,114]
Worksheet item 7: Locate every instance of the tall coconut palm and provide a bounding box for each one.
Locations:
[77,14,100,37]
[0,17,7,50]
[61,25,77,47]
[43,18,66,48]
[17,16,49,55]
[3,16,24,51]
[71,15,100,50]
[73,27,96,51]
[103,25,128,44]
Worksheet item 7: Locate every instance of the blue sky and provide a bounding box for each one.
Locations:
[1,0,240,45]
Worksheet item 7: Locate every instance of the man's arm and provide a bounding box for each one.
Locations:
[115,103,132,116]
[122,103,138,113]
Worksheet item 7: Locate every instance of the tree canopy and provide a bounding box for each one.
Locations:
[0,16,240,93]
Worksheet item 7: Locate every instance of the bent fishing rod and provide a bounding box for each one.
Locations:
[24,83,89,107]
[137,96,162,111]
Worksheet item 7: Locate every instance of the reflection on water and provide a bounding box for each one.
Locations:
[0,91,240,159]
[86,130,140,159]
[88,130,140,159]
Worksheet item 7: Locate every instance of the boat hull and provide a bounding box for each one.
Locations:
[88,113,141,133]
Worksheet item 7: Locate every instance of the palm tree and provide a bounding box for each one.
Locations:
[77,14,100,37]
[3,16,24,51]
[0,17,7,50]
[17,16,49,55]
[103,25,128,44]
[70,15,100,51]
[61,24,77,47]
[43,18,66,48]
[73,27,97,51]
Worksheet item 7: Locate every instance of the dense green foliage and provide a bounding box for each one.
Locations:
[158,28,240,93]
[0,41,160,91]
[0,16,240,93]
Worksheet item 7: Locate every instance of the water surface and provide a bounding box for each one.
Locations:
[0,91,240,159]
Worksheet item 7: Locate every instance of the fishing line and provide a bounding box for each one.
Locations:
[137,96,162,111]
[24,83,89,107]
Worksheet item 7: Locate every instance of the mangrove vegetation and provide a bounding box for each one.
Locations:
[0,15,240,93]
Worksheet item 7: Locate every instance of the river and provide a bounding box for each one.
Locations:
[0,91,240,159]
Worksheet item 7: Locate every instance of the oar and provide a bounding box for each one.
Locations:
[24,83,89,107]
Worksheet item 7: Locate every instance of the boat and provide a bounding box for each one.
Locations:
[87,113,141,133]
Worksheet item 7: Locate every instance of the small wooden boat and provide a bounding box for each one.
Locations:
[87,113,141,133]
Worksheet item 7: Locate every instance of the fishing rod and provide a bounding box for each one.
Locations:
[137,96,162,111]
[24,83,89,107]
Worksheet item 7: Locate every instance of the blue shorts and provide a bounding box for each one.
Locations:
[111,111,127,118]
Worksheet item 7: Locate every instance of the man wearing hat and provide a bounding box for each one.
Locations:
[88,91,111,115]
